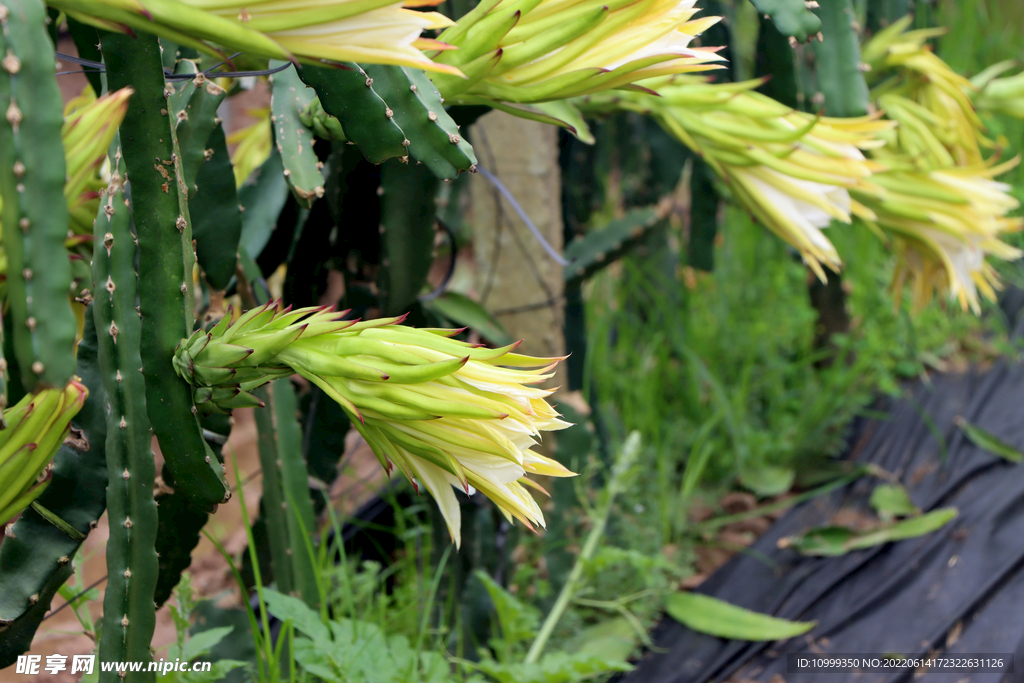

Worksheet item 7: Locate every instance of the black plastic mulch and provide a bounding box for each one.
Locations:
[623,349,1024,682]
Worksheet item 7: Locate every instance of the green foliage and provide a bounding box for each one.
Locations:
[957,417,1024,462]
[665,592,815,641]
[252,379,318,606]
[265,589,452,683]
[585,205,997,542]
[161,576,247,683]
[779,508,958,556]
[169,61,228,192]
[363,65,478,179]
[869,483,918,519]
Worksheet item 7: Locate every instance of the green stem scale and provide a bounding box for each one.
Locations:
[93,149,159,681]
[99,30,229,512]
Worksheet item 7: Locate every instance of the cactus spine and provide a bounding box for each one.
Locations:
[99,31,230,512]
[93,149,160,680]
[0,0,77,392]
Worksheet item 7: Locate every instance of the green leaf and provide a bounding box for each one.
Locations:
[847,508,958,549]
[182,626,234,662]
[749,0,821,42]
[739,463,795,497]
[238,148,290,260]
[784,525,854,556]
[782,508,958,556]
[468,651,631,683]
[569,618,638,662]
[869,484,917,519]
[424,292,514,346]
[475,571,539,648]
[665,592,815,641]
[260,588,329,643]
[957,417,1024,463]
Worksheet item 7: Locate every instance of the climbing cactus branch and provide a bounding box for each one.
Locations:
[0,0,78,392]
[93,149,160,681]
[100,29,230,512]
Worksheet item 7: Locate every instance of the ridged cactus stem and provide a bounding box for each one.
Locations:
[93,150,159,682]
[252,384,296,597]
[253,379,318,605]
[0,0,77,392]
[99,30,230,512]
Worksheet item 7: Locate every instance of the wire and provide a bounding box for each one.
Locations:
[53,51,293,81]
[42,575,108,622]
[475,164,570,266]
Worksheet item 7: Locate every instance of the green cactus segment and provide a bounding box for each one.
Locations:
[379,160,441,315]
[153,412,227,607]
[271,62,326,208]
[297,63,409,164]
[688,158,718,272]
[152,480,208,608]
[298,96,346,141]
[191,123,243,290]
[811,0,868,117]
[66,17,102,96]
[271,379,318,605]
[239,148,289,260]
[0,0,78,391]
[0,560,73,668]
[92,152,160,680]
[563,206,663,285]
[169,60,228,193]
[253,383,295,596]
[100,30,230,512]
[749,0,821,43]
[362,65,478,180]
[0,311,106,657]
